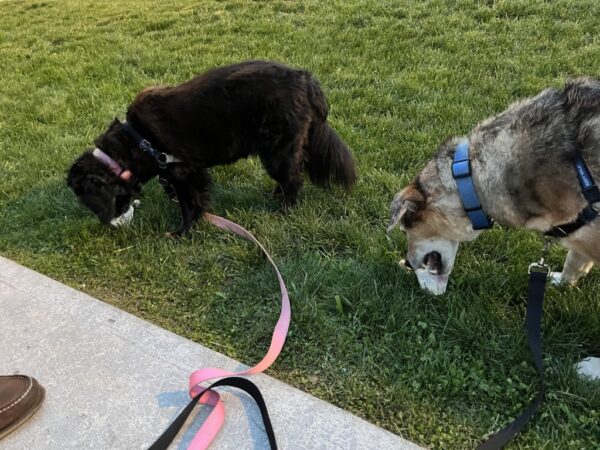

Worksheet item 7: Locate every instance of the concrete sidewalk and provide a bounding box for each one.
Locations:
[0,256,422,450]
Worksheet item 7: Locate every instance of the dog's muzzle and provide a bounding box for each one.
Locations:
[110,200,140,227]
[414,270,449,295]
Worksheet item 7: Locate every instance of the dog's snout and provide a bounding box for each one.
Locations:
[403,259,413,270]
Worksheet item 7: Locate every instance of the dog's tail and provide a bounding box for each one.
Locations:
[305,76,357,189]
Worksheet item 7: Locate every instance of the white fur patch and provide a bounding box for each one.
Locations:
[110,204,135,227]
[414,269,449,295]
[549,271,564,286]
[576,357,600,381]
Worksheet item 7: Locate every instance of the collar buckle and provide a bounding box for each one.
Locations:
[139,139,153,153]
[122,121,174,170]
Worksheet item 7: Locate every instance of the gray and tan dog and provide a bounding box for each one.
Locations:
[388,78,600,295]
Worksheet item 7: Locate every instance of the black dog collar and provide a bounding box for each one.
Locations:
[120,121,182,169]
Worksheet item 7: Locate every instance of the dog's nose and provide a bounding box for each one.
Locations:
[424,251,443,275]
[403,259,413,270]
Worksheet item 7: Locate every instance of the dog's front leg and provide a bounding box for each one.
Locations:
[166,167,212,238]
[550,249,595,286]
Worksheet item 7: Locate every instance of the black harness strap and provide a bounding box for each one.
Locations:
[148,377,277,450]
[546,154,599,238]
[121,121,179,201]
[477,266,548,450]
[121,121,170,169]
[545,206,599,238]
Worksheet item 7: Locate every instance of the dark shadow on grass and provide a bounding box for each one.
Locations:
[209,183,281,217]
[0,178,182,252]
[0,179,92,253]
[0,177,278,252]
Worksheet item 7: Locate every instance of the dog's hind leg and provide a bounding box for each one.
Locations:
[260,138,305,208]
[167,167,212,237]
[550,249,595,286]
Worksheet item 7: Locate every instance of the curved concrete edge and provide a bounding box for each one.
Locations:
[0,256,424,450]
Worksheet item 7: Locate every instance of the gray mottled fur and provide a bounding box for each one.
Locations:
[389,78,600,293]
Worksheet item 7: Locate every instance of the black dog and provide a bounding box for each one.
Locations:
[67,60,357,236]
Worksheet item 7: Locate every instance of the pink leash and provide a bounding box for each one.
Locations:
[150,213,291,449]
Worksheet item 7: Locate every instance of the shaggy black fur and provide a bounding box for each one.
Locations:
[67,60,356,235]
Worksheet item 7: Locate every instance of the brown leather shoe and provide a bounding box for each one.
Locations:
[0,375,45,440]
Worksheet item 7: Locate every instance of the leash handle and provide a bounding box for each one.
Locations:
[148,377,276,450]
[149,213,291,450]
[477,266,548,450]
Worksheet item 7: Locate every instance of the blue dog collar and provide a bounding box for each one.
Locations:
[451,142,493,230]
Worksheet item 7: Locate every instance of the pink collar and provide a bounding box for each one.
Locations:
[92,148,133,182]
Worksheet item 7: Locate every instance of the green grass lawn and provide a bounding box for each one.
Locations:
[1,0,600,448]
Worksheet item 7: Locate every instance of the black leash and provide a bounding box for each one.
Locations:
[148,377,277,450]
[149,263,550,450]
[477,258,549,449]
[476,149,598,447]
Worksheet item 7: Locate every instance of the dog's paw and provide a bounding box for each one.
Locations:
[110,205,135,227]
[165,228,193,240]
[549,271,564,286]
[576,357,600,381]
[165,230,183,240]
[549,271,580,287]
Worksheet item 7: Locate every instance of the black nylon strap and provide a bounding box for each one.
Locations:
[121,121,169,169]
[120,120,179,199]
[582,185,600,205]
[148,390,202,450]
[546,153,599,238]
[574,156,600,204]
[545,205,599,238]
[477,269,547,450]
[148,377,277,450]
[121,121,147,147]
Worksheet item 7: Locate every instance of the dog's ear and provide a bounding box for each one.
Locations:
[79,173,108,194]
[67,152,105,191]
[387,185,425,233]
[80,175,125,224]
[67,152,93,193]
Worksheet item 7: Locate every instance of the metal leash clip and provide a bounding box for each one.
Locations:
[156,152,169,170]
[528,238,553,275]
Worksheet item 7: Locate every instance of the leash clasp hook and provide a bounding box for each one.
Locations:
[528,237,553,275]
